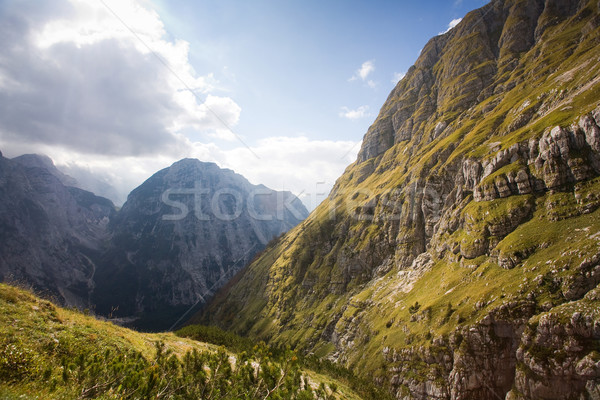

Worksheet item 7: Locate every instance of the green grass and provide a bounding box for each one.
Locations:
[203,174,600,389]
[199,3,600,395]
[0,283,366,400]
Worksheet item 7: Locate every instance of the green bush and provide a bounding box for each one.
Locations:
[177,324,393,400]
[409,302,421,314]
[9,339,329,399]
[176,324,255,354]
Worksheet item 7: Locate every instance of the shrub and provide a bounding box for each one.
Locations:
[409,302,421,314]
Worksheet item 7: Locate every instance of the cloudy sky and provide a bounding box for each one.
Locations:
[0,0,486,210]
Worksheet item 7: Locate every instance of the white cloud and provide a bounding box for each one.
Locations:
[357,60,375,80]
[440,18,462,34]
[391,71,406,84]
[448,18,463,30]
[349,60,376,87]
[339,106,370,120]
[0,1,363,212]
[211,136,361,211]
[0,0,241,158]
[225,135,358,211]
[35,0,165,49]
[173,94,242,140]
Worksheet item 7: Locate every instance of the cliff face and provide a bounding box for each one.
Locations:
[0,153,115,307]
[202,0,600,398]
[93,158,308,330]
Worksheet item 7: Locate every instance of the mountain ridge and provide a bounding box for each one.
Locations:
[200,0,600,398]
[0,153,115,308]
[0,282,367,400]
[12,153,79,187]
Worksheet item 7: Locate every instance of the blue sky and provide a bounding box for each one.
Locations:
[151,0,487,145]
[0,0,487,209]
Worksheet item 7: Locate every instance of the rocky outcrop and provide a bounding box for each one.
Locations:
[382,302,535,400]
[357,0,595,165]
[380,286,600,400]
[466,114,600,202]
[12,153,122,205]
[12,153,79,187]
[0,154,307,329]
[357,0,527,163]
[509,287,600,400]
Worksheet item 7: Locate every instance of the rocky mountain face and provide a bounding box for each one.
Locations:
[201,0,600,399]
[0,153,307,329]
[92,158,308,330]
[0,151,115,308]
[12,153,123,206]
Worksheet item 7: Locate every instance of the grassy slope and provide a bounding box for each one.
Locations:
[201,0,600,385]
[0,283,363,400]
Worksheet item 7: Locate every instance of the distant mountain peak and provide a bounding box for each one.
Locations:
[12,153,79,187]
[92,157,308,330]
[0,151,308,331]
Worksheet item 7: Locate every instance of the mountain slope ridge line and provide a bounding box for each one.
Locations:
[200,0,600,398]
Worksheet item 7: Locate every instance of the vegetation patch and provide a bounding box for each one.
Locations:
[0,284,365,400]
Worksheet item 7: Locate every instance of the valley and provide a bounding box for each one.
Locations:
[1,0,599,398]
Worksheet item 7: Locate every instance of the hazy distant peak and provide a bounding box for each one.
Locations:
[12,153,79,187]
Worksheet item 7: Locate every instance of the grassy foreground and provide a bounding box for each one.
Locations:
[0,283,365,400]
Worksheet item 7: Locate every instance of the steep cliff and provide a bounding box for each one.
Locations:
[0,153,115,308]
[202,0,600,398]
[93,158,308,330]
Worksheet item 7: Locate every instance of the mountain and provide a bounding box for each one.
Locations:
[12,153,79,187]
[58,163,124,206]
[12,153,123,206]
[0,151,115,308]
[200,1,600,399]
[92,158,308,330]
[0,152,307,330]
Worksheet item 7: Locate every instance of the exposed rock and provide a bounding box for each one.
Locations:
[0,153,307,330]
[12,153,79,187]
[562,255,600,301]
[470,110,600,203]
[509,291,600,399]
[93,158,307,329]
[0,153,115,308]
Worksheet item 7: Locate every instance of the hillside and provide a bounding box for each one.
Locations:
[200,0,600,399]
[0,283,367,399]
[12,154,79,188]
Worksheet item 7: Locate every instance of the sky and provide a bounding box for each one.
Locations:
[0,0,487,210]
